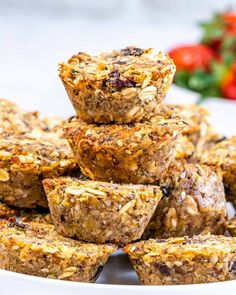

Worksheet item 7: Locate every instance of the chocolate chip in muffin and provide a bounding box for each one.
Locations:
[106,70,135,91]
[121,47,144,56]
[229,261,236,275]
[8,221,26,230]
[155,263,171,276]
[160,186,171,199]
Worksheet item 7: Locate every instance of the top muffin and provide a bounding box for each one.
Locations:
[59,46,175,124]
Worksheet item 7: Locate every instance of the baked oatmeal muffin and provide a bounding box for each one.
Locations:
[0,98,42,138]
[201,136,236,204]
[0,220,116,282]
[227,216,236,237]
[43,177,162,244]
[59,46,175,124]
[64,110,185,184]
[144,162,227,238]
[40,116,66,139]
[195,129,226,159]
[124,235,236,285]
[0,137,77,208]
[174,135,195,161]
[169,104,224,160]
[0,98,70,140]
[0,202,18,219]
[226,215,236,237]
[20,208,52,224]
[169,104,210,144]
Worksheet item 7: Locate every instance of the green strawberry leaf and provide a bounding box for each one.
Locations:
[221,35,236,52]
[210,61,229,84]
[187,70,214,91]
[200,13,225,44]
[175,71,190,88]
[222,51,236,67]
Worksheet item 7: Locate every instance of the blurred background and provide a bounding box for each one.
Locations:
[1,0,236,131]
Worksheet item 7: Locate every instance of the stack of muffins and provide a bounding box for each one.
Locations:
[42,46,185,244]
[0,46,235,285]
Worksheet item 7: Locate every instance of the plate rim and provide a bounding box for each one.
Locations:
[1,268,236,290]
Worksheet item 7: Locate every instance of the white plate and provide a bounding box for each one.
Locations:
[0,99,236,294]
[1,265,236,295]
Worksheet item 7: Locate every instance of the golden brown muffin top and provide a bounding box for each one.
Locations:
[59,46,175,92]
[124,235,236,256]
[0,220,116,255]
[201,136,236,169]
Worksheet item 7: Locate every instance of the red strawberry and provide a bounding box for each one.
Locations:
[169,44,215,72]
[221,79,236,99]
[221,61,236,99]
